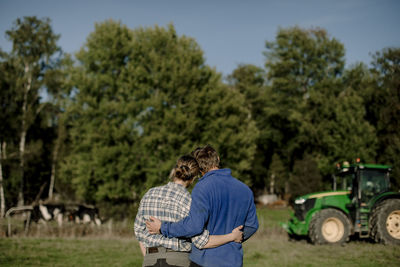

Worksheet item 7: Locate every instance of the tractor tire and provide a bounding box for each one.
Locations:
[309,208,350,245]
[370,199,400,245]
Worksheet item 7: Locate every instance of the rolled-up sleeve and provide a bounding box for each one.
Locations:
[191,229,210,249]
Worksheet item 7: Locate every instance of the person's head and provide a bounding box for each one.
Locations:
[169,155,200,186]
[191,145,220,174]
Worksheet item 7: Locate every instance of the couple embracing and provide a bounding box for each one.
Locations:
[134,145,259,267]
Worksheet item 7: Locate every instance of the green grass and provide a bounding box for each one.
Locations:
[1,207,399,266]
[243,237,400,267]
[1,236,399,267]
[0,237,142,267]
[256,205,292,229]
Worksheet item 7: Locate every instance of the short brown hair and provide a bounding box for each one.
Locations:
[191,145,220,173]
[169,155,200,181]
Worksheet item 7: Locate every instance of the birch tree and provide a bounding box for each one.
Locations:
[5,17,60,205]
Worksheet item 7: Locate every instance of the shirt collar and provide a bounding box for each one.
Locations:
[199,168,231,181]
[168,181,187,191]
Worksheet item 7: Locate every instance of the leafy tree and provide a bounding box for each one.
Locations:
[333,64,378,165]
[228,65,269,189]
[0,50,23,210]
[294,71,377,176]
[5,16,61,205]
[289,154,322,200]
[127,25,258,188]
[42,55,73,200]
[263,26,377,193]
[0,51,15,216]
[61,22,258,213]
[369,48,400,189]
[264,26,344,100]
[267,153,288,198]
[264,26,345,171]
[59,20,137,206]
[228,64,266,119]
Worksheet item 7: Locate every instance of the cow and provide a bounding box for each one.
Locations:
[256,193,278,206]
[29,203,66,226]
[67,204,102,226]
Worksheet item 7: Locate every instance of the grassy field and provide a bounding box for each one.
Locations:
[1,207,399,266]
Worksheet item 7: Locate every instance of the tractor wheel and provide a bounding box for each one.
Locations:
[309,209,350,245]
[370,199,400,245]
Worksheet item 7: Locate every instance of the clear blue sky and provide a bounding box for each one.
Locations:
[1,0,399,76]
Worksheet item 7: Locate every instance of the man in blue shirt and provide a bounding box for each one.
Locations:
[147,145,259,267]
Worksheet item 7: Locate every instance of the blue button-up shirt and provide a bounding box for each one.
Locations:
[161,169,259,267]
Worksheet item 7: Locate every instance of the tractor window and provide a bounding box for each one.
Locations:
[360,169,390,203]
[342,173,353,191]
[336,173,354,191]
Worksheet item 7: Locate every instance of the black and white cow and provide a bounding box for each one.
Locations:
[67,204,102,226]
[30,203,66,226]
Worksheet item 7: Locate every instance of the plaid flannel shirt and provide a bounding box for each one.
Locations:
[134,182,209,251]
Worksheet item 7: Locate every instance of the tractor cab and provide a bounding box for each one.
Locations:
[335,162,391,205]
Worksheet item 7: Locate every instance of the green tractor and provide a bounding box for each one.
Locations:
[282,161,400,245]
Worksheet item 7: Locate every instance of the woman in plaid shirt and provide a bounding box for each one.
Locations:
[134,155,243,267]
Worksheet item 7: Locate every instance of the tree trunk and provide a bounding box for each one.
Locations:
[18,128,26,207]
[48,114,65,200]
[0,141,5,218]
[270,174,275,194]
[18,63,32,206]
[48,138,60,200]
[18,116,27,206]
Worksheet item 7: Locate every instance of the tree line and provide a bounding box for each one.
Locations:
[0,17,399,219]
